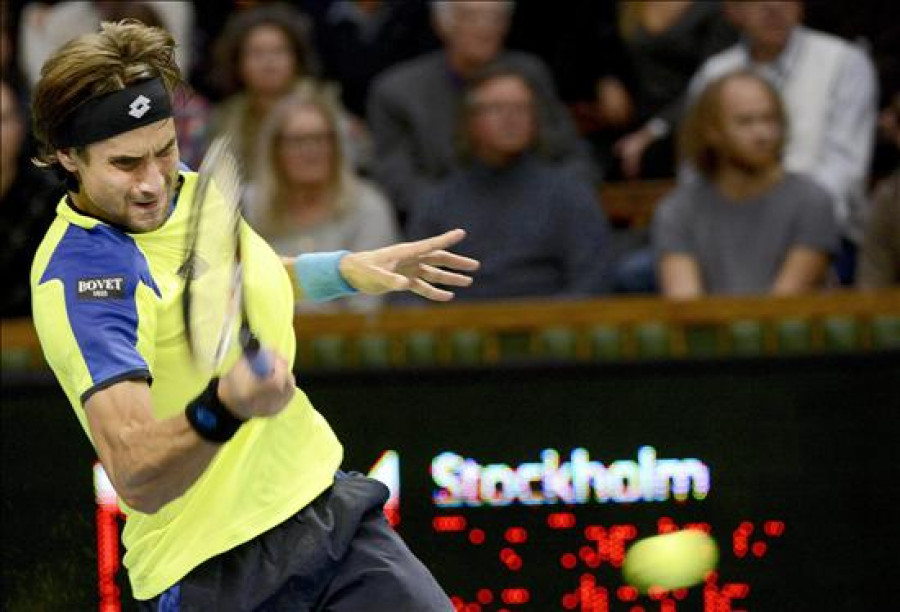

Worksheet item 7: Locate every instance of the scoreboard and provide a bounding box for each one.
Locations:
[306,354,899,611]
[4,353,899,610]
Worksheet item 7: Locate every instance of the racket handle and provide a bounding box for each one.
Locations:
[241,330,273,378]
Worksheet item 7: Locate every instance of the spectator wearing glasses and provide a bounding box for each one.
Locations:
[405,67,612,302]
[248,87,400,312]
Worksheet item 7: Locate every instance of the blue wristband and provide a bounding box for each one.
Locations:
[294,251,359,302]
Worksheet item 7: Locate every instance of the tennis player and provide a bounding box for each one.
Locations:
[29,21,477,611]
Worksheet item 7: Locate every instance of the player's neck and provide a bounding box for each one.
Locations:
[714,163,783,202]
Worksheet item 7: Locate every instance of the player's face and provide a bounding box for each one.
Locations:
[60,118,180,233]
[240,25,297,96]
[276,105,335,187]
[469,76,536,162]
[713,78,782,174]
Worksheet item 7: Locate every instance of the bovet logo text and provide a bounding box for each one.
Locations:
[77,276,126,300]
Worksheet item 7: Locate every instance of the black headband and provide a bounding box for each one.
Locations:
[53,78,173,149]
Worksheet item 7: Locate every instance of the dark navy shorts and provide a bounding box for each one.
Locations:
[138,472,452,612]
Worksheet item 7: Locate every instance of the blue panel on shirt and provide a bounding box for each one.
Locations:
[40,223,161,393]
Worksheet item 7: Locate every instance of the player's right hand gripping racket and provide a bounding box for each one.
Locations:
[182,136,272,378]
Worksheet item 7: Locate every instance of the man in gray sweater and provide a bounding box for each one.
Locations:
[405,67,612,302]
[368,0,595,219]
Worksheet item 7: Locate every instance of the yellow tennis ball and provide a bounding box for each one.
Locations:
[623,529,719,593]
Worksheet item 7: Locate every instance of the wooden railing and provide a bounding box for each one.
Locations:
[5,290,898,372]
[600,180,674,228]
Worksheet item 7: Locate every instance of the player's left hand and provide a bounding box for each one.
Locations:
[340,229,480,301]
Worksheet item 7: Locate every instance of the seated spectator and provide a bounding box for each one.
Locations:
[858,93,900,288]
[209,3,325,177]
[368,0,595,220]
[0,79,62,317]
[653,71,839,297]
[405,67,612,302]
[628,1,877,280]
[19,1,194,87]
[613,0,738,179]
[248,88,400,312]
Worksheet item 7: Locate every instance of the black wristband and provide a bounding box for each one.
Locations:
[185,378,246,443]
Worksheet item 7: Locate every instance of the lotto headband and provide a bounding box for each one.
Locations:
[53,78,173,148]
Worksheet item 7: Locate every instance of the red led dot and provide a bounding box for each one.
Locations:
[648,586,667,600]
[505,526,528,544]
[752,541,768,557]
[764,520,786,537]
[738,521,754,535]
[507,555,523,571]
[560,553,577,569]
[500,548,515,563]
[451,596,465,610]
[476,589,493,604]
[464,603,481,612]
[723,583,750,598]
[586,555,601,568]
[469,529,486,545]
[501,588,530,604]
[579,545,595,561]
[585,525,605,540]
[547,512,576,529]
[433,515,467,532]
[562,593,578,609]
[673,588,688,600]
[617,586,638,601]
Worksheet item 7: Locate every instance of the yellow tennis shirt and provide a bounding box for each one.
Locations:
[30,171,343,599]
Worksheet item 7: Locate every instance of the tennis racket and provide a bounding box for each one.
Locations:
[181,136,271,378]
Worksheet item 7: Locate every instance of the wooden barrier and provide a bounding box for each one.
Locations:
[4,290,899,372]
[599,180,674,228]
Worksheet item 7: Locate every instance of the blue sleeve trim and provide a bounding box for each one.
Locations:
[81,369,152,405]
[40,224,159,392]
[294,251,359,302]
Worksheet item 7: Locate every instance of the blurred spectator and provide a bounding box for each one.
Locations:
[307,0,437,120]
[0,79,62,317]
[631,1,877,279]
[613,0,738,179]
[368,0,595,220]
[18,1,194,87]
[209,2,324,177]
[405,67,612,302]
[653,71,838,297]
[248,87,399,312]
[857,93,900,288]
[2,2,29,101]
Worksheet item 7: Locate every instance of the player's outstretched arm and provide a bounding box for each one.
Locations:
[283,229,480,303]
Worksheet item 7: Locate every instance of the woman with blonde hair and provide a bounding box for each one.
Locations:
[249,87,400,311]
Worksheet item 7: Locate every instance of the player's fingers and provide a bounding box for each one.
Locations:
[410,278,455,302]
[389,229,467,260]
[420,250,480,271]
[419,264,473,287]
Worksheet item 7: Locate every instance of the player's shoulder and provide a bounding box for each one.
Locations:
[32,210,156,296]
